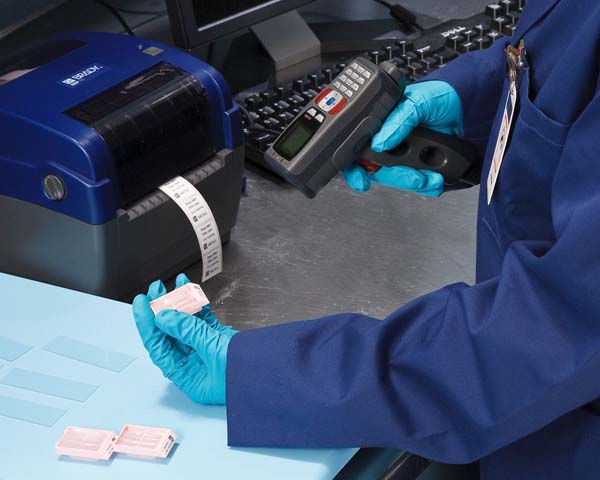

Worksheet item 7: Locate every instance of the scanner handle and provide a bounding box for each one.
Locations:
[357,127,482,186]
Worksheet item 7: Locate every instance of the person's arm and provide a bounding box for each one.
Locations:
[226,87,600,463]
[422,37,510,148]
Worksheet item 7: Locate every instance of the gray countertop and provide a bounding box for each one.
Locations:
[191,171,479,330]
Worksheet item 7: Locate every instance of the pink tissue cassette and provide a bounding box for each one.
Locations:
[55,426,116,461]
[150,283,209,315]
[114,424,177,459]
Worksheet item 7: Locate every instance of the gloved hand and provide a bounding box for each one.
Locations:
[342,80,463,196]
[132,273,237,405]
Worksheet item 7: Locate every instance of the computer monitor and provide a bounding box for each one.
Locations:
[166,0,319,70]
[0,0,67,39]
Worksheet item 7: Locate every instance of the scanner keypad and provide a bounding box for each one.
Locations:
[333,62,372,100]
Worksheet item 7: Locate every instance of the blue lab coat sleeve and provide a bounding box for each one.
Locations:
[225,85,600,463]
[423,37,510,149]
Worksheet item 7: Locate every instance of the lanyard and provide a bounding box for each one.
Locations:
[506,40,527,83]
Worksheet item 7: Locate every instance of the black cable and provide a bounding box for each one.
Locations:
[238,103,256,128]
[94,0,136,36]
[238,103,281,137]
[249,125,282,136]
[372,0,425,33]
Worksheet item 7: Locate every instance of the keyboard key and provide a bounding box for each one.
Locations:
[407,62,425,78]
[458,42,476,54]
[257,107,275,118]
[446,34,464,50]
[289,95,304,106]
[307,74,321,90]
[245,95,262,110]
[395,40,414,54]
[488,30,504,43]
[322,68,334,83]
[499,0,517,13]
[278,112,295,124]
[305,89,319,99]
[462,29,476,42]
[292,79,308,93]
[384,45,397,60]
[474,24,490,36]
[275,86,289,99]
[260,91,278,103]
[422,56,439,71]
[507,11,520,25]
[416,45,433,60]
[486,3,502,18]
[274,101,291,112]
[473,36,492,49]
[491,16,509,31]
[503,24,518,36]
[369,51,383,64]
[400,51,418,64]
[263,118,281,129]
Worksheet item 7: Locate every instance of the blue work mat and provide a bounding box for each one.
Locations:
[0,273,356,480]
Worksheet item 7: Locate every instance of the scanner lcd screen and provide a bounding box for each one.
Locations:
[274,115,319,160]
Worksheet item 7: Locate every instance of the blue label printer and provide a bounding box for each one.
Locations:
[0,32,244,299]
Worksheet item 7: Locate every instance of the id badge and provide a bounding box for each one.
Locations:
[487,40,526,204]
[486,80,518,204]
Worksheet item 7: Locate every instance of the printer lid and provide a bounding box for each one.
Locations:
[0,32,233,150]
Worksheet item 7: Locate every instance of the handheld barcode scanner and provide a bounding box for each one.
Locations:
[265,57,481,198]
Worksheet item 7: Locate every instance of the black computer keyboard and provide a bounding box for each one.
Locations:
[237,1,526,168]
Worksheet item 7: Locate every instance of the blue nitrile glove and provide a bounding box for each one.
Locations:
[342,81,463,196]
[132,274,238,405]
